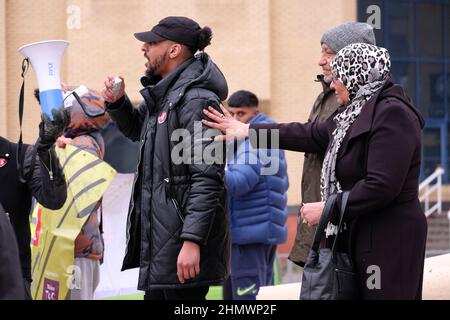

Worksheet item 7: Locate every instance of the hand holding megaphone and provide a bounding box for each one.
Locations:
[37,106,71,152]
[102,75,125,103]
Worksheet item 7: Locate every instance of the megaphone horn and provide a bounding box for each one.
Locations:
[18,40,69,120]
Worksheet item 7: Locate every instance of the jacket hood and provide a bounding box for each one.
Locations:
[139,53,228,110]
[379,77,425,129]
[171,52,228,102]
[250,113,275,125]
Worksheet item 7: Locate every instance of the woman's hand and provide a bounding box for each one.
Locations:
[202,105,250,141]
[301,201,325,226]
[56,136,73,149]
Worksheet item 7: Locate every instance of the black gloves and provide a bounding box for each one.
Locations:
[37,107,71,152]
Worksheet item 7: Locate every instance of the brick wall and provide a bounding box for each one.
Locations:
[1,0,357,206]
[0,0,6,136]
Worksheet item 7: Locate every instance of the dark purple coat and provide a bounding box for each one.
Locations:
[251,78,427,299]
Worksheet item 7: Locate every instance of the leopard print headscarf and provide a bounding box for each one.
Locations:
[320,43,391,201]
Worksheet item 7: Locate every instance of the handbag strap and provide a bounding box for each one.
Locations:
[310,191,351,254]
[310,194,337,251]
[331,190,350,257]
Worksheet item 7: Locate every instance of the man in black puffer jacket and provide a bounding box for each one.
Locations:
[102,16,230,300]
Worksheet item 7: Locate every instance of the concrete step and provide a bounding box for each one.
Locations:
[428,230,449,234]
[428,230,449,236]
[427,237,449,243]
[428,232,449,238]
[426,212,450,252]
[427,238,450,245]
[425,249,450,258]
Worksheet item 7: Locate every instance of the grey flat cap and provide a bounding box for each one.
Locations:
[321,22,376,53]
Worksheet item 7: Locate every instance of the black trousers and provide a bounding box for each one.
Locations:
[144,286,209,300]
[23,278,32,300]
[222,277,232,300]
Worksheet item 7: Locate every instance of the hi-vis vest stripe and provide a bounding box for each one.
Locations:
[31,144,116,300]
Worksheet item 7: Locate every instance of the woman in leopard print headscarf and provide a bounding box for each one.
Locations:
[320,43,391,201]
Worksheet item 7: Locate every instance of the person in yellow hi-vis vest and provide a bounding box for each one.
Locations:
[32,86,112,300]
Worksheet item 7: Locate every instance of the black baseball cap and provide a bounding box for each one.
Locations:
[134,16,201,49]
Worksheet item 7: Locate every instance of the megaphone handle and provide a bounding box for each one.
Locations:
[21,58,29,77]
[17,58,30,183]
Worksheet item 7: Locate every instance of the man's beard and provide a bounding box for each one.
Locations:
[142,52,167,85]
[143,68,162,86]
[145,51,168,78]
[323,77,332,85]
[145,68,154,78]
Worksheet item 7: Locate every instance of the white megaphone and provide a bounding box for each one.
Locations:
[18,40,69,120]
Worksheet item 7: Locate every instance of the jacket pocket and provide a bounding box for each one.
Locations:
[170,197,184,223]
[164,179,186,224]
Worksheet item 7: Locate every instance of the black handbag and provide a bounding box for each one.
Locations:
[300,191,360,300]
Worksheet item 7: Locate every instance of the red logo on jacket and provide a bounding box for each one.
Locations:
[158,111,167,124]
[0,158,7,168]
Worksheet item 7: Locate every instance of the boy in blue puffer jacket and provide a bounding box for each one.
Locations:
[223,90,289,300]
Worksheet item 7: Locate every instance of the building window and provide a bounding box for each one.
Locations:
[359,0,450,182]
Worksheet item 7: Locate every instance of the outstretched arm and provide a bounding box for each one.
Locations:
[202,104,331,154]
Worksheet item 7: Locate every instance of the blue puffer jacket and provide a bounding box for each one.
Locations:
[226,113,289,245]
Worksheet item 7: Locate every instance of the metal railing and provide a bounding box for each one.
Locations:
[419,166,445,217]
